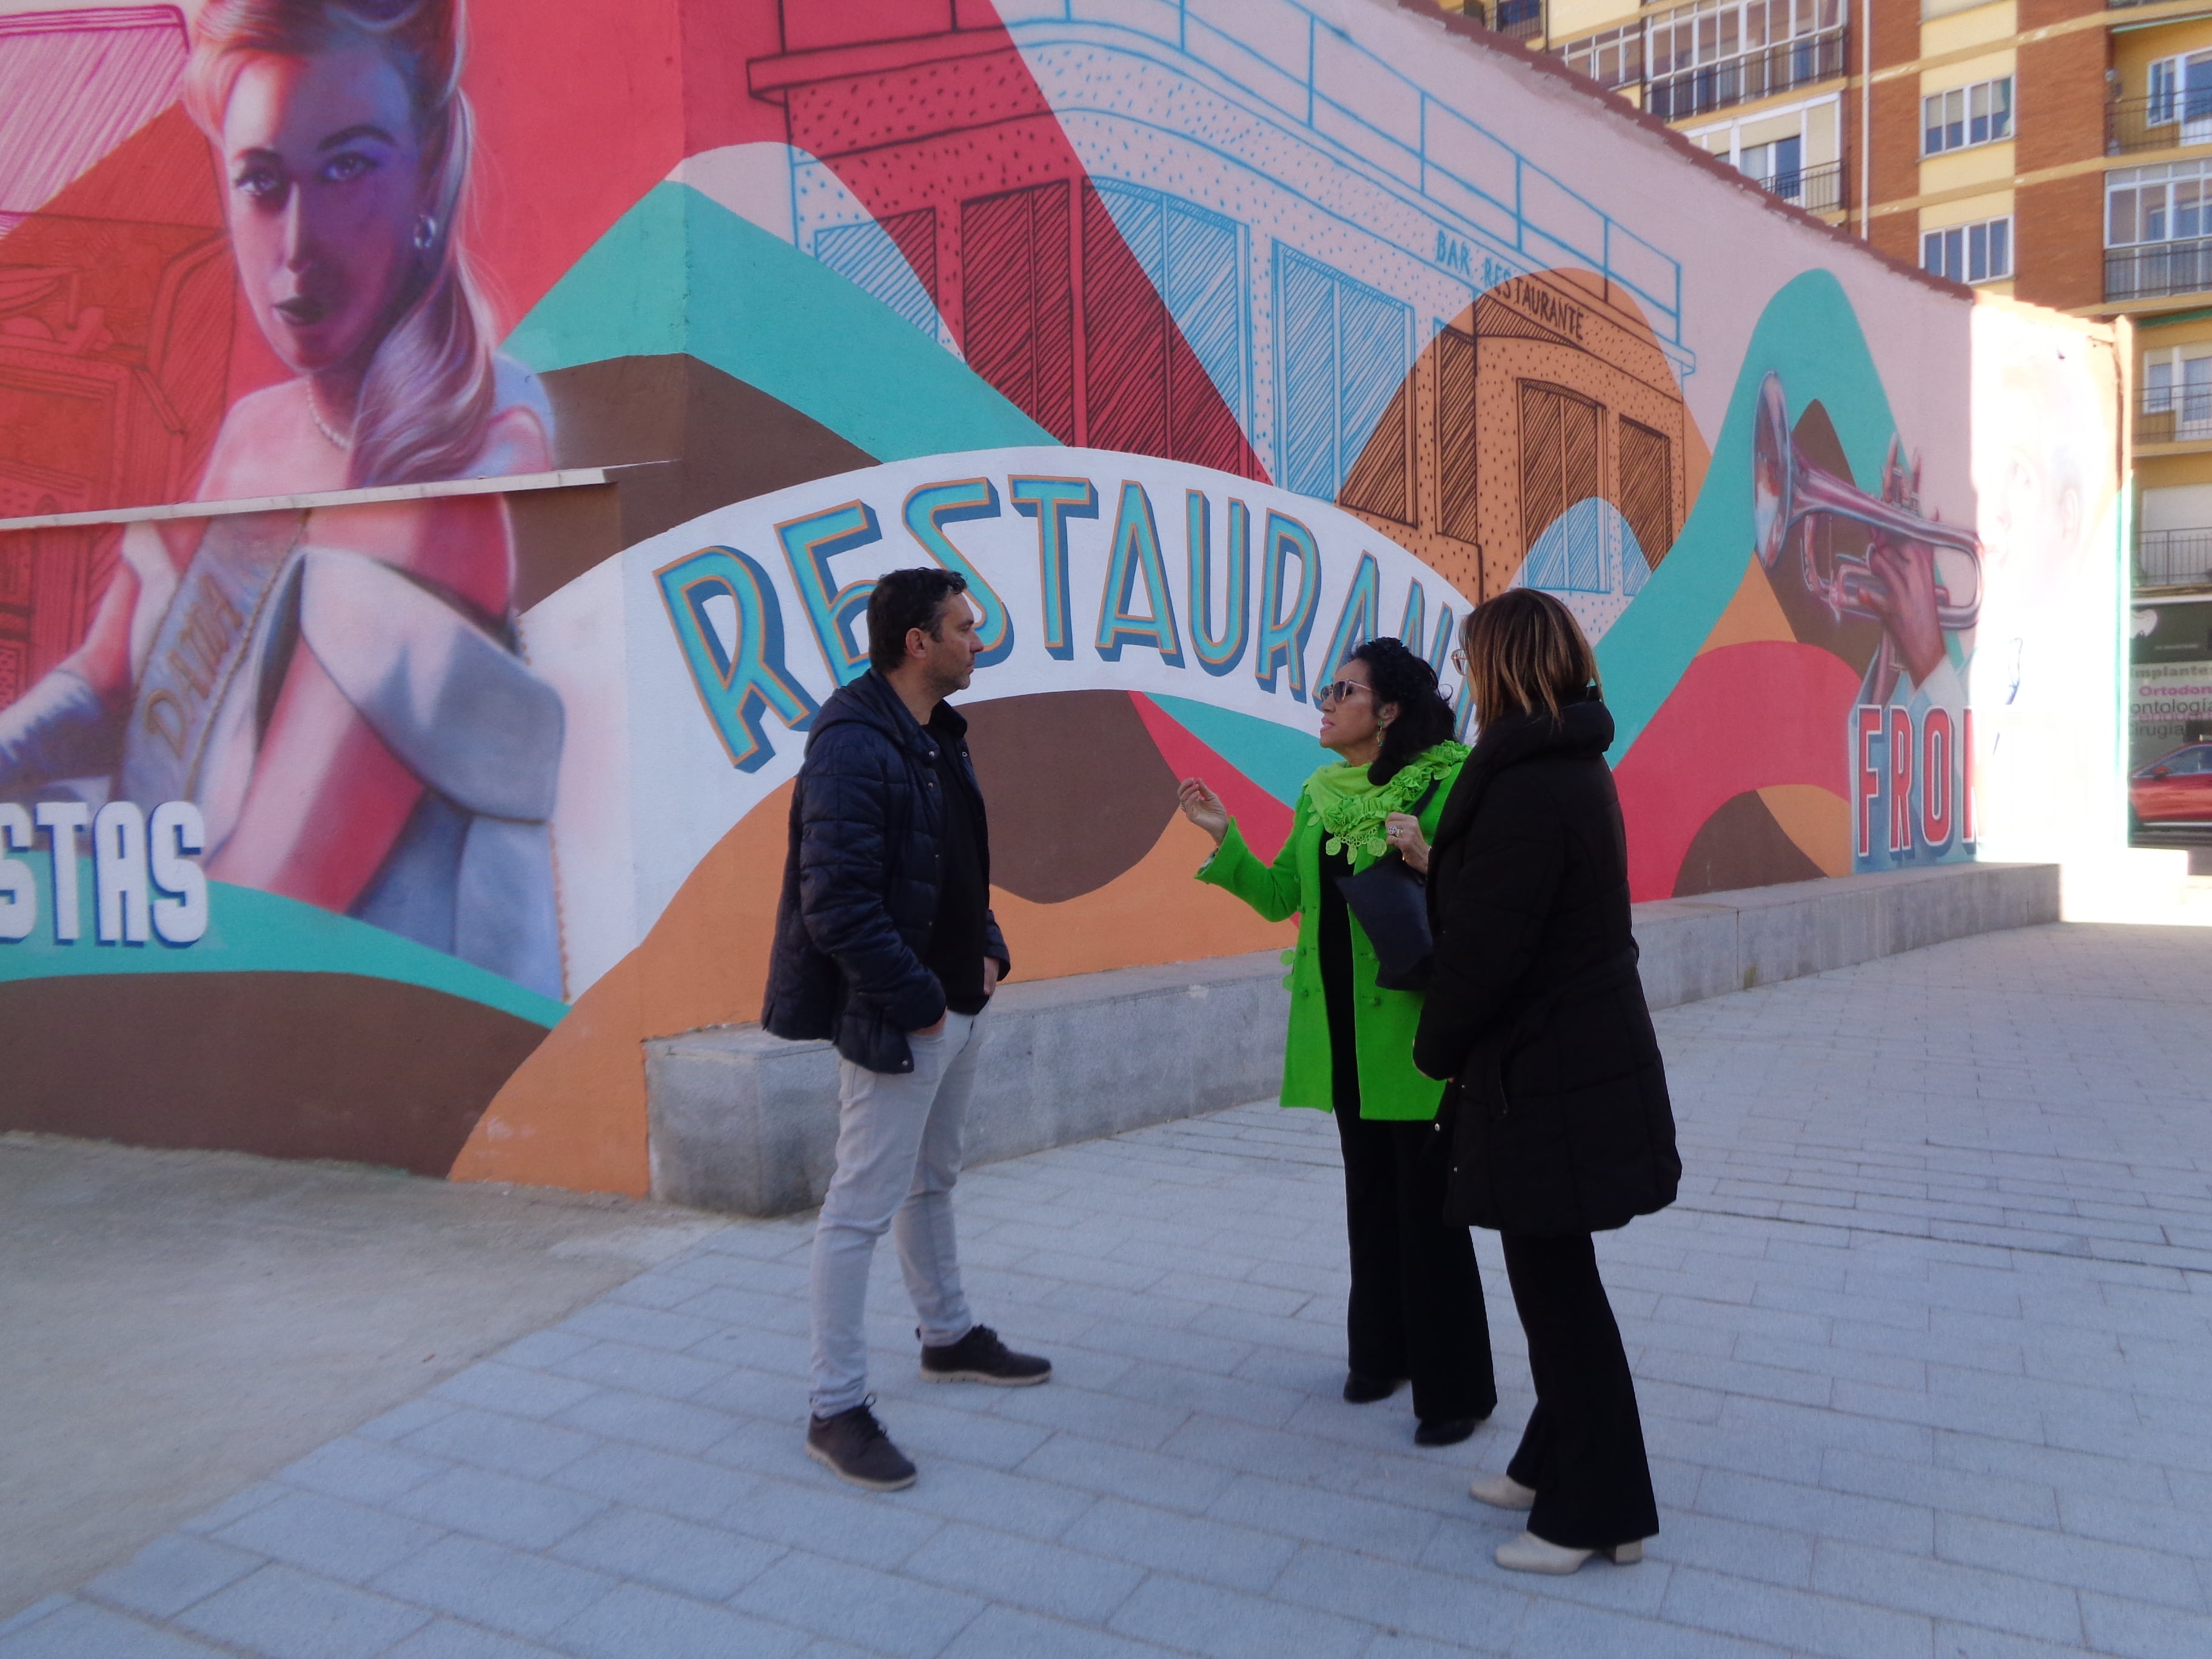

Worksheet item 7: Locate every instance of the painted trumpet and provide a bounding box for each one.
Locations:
[1751,371,1982,631]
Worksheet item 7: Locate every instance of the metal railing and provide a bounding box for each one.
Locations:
[1751,158,1843,213]
[2138,385,2212,444]
[2139,526,2212,586]
[2109,93,2212,156]
[1000,0,1686,346]
[1644,27,1848,119]
[1491,0,1545,42]
[2108,237,2212,303]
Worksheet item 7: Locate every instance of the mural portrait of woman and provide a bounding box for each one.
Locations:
[0,0,568,999]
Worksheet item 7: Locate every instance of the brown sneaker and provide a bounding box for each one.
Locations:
[919,1324,1052,1386]
[805,1397,916,1491]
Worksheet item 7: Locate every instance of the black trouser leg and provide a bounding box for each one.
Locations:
[1335,1108,1496,1420]
[1335,1103,1407,1386]
[1501,1232,1658,1549]
[1392,1118,1495,1422]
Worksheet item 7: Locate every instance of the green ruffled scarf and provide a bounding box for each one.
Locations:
[1305,741,1470,866]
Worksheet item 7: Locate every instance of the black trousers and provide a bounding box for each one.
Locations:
[1501,1232,1658,1549]
[1333,1105,1497,1423]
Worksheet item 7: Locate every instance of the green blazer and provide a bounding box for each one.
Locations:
[1196,759,1463,1121]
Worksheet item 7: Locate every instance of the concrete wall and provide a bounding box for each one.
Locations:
[648,860,2060,1216]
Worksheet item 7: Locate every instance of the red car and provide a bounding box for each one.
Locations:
[2131,742,2212,831]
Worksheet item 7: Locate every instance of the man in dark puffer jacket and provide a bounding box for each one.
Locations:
[764,568,1050,1493]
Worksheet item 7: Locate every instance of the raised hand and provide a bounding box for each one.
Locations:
[1176,777,1231,845]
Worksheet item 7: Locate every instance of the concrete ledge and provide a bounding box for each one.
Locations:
[648,860,2059,1215]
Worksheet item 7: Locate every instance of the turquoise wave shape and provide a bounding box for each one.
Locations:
[1149,694,1327,806]
[504,181,1056,462]
[1597,269,1902,756]
[0,863,568,1030]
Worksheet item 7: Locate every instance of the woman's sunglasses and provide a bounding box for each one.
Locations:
[1315,680,1373,708]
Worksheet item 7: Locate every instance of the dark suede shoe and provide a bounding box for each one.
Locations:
[919,1324,1052,1386]
[806,1398,916,1491]
[1343,1372,1404,1404]
[1415,1415,1481,1447]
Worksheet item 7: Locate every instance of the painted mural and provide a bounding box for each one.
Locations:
[0,0,2122,1193]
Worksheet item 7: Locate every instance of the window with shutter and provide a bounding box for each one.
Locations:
[1618,417,1674,566]
[960,183,1075,443]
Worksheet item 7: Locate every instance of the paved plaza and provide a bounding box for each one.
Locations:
[8,922,2212,1658]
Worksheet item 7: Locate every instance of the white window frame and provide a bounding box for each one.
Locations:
[1680,92,1841,207]
[2147,50,2212,130]
[1922,76,2013,156]
[2107,159,2212,248]
[2142,345,2212,437]
[1921,215,2013,284]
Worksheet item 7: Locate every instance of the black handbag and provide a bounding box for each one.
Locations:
[1330,779,1439,991]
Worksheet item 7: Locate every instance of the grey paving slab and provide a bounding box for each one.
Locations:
[35,923,2212,1657]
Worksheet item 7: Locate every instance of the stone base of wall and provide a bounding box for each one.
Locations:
[646,861,2060,1216]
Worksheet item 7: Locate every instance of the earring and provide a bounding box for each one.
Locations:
[413,215,437,252]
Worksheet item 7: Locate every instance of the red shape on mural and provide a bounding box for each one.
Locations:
[748,2,1269,480]
[1611,640,1862,902]
[1127,691,1295,864]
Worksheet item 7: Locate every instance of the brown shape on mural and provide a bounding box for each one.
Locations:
[1344,266,1692,605]
[963,690,1179,903]
[1760,400,1886,677]
[511,354,878,608]
[452,774,1290,1198]
[0,972,549,1175]
[1672,790,1828,897]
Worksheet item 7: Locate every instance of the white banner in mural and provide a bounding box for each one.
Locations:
[526,447,1475,993]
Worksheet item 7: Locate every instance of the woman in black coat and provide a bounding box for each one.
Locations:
[1414,588,1681,1576]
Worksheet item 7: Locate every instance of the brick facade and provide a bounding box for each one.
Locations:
[2016,27,2107,175]
[2016,171,2106,310]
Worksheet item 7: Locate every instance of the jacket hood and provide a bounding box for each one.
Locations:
[1468,693,1614,772]
[1432,692,1614,853]
[808,669,968,755]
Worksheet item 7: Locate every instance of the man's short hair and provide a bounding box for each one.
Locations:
[867,568,970,674]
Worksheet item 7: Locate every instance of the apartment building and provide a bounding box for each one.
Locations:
[1446,0,2212,762]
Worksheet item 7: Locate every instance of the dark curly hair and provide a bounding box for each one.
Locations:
[1347,636,1456,784]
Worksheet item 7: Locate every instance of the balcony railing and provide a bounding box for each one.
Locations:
[2139,526,2212,586]
[2139,385,2212,444]
[1644,28,1848,119]
[2110,93,2212,156]
[1491,0,1545,43]
[2108,238,2212,303]
[1751,158,1843,213]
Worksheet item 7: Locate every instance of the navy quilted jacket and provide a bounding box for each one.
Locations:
[760,669,1009,1074]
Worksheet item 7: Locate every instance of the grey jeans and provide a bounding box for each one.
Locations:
[808,1010,982,1416]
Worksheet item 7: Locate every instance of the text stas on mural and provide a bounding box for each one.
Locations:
[0,800,210,947]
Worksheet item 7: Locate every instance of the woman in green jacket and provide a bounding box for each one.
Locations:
[1176,637,1496,1446]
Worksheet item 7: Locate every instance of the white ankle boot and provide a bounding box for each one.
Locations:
[1493,1531,1644,1574]
[1467,1472,1537,1510]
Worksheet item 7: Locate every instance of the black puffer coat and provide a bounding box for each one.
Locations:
[761,669,1009,1074]
[1413,695,1680,1236]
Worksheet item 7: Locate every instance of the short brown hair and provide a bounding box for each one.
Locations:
[1459,589,1600,728]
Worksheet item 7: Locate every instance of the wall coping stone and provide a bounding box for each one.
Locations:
[647,860,2060,1215]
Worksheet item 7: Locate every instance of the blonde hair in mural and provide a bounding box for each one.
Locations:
[183,0,496,487]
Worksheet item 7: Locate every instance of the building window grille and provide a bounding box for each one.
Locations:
[1275,247,1413,524]
[1557,0,1845,121]
[1082,181,1248,473]
[2140,350,2212,441]
[1922,216,2011,284]
[1922,78,2011,156]
[2107,161,2212,300]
